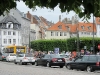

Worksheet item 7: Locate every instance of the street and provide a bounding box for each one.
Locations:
[0,61,100,75]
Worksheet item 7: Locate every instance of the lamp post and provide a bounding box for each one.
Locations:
[74,15,80,53]
[92,0,95,54]
[29,29,31,53]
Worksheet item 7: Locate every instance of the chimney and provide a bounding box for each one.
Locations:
[31,15,33,23]
[59,15,61,21]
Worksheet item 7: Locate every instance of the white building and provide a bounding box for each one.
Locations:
[95,17,100,37]
[0,15,21,50]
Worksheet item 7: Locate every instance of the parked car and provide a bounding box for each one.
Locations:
[35,54,65,68]
[6,53,16,62]
[65,55,100,72]
[0,53,9,61]
[59,54,70,62]
[14,53,35,65]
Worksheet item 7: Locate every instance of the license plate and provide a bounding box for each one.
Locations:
[58,59,62,61]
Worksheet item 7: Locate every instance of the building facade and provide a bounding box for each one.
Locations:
[0,15,21,50]
[0,8,31,47]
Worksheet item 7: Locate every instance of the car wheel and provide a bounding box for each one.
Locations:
[86,66,93,72]
[60,66,63,68]
[46,62,51,67]
[24,63,27,65]
[14,60,17,64]
[32,62,35,65]
[66,64,72,70]
[35,61,38,66]
[19,60,23,65]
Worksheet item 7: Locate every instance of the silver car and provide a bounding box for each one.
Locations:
[14,53,35,65]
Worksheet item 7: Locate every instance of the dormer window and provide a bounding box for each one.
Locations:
[81,26,84,30]
[99,19,100,22]
[66,26,70,31]
[6,22,13,29]
[58,25,62,29]
[88,26,91,30]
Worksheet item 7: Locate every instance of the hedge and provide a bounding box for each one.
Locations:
[31,37,100,52]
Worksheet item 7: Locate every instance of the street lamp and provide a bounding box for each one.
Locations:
[92,0,95,54]
[29,29,31,53]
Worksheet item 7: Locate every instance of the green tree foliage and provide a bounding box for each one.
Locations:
[1,0,100,19]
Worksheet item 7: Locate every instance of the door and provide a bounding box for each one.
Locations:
[37,55,45,65]
[41,55,51,65]
[71,58,82,69]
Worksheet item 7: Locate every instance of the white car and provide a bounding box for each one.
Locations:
[6,53,16,62]
[14,53,35,65]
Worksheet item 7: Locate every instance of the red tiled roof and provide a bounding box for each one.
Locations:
[47,21,96,32]
[78,22,96,32]
[47,21,67,31]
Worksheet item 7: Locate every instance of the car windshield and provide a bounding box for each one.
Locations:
[3,53,9,56]
[98,56,100,61]
[60,55,69,58]
[10,54,16,56]
[25,54,33,57]
[51,54,61,58]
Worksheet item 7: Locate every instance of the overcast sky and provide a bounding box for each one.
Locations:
[17,1,93,23]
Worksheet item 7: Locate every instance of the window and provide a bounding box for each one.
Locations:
[66,26,70,31]
[8,31,11,35]
[82,56,89,61]
[99,19,100,22]
[3,39,7,44]
[88,26,91,30]
[55,32,58,36]
[60,32,63,36]
[13,32,16,35]
[13,39,16,44]
[81,26,84,30]
[51,32,54,36]
[8,24,11,28]
[8,39,11,44]
[44,55,51,59]
[64,32,67,36]
[81,32,83,34]
[58,25,62,29]
[75,58,82,62]
[88,56,97,61]
[3,31,7,35]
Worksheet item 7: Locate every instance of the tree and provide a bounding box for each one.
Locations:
[0,0,100,20]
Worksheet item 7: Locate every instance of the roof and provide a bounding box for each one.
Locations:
[47,21,67,31]
[0,15,20,24]
[78,22,96,32]
[47,21,96,32]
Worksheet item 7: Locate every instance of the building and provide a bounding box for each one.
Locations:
[0,8,32,52]
[0,15,21,50]
[95,17,100,37]
[45,15,97,39]
[26,11,53,40]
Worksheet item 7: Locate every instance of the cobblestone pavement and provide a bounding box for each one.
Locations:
[0,61,100,75]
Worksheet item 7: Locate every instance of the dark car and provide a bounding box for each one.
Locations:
[35,54,65,68]
[0,53,9,61]
[65,55,100,72]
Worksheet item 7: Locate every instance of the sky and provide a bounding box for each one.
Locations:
[17,1,93,23]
